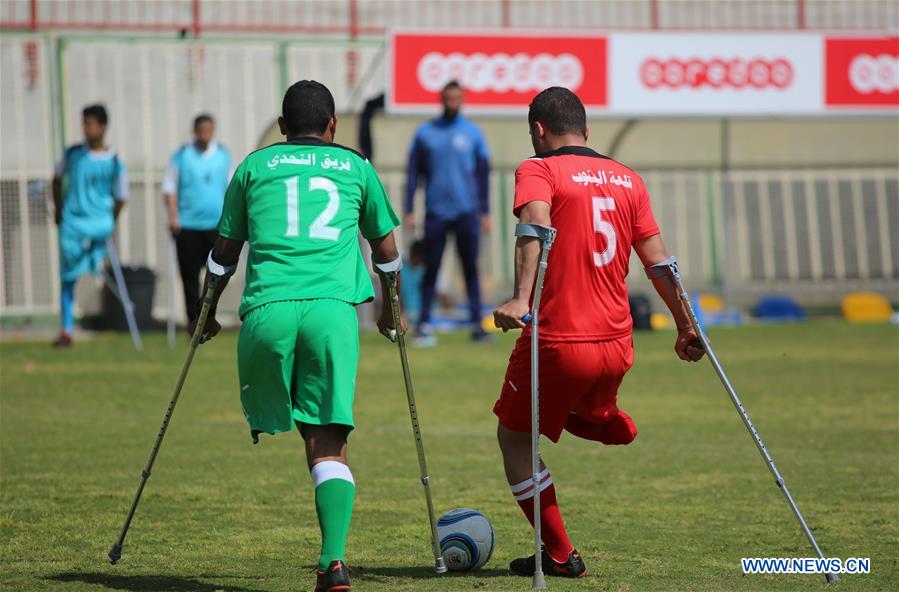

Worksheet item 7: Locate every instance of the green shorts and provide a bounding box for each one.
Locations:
[237,299,359,443]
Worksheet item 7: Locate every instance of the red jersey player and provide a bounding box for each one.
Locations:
[493,87,705,578]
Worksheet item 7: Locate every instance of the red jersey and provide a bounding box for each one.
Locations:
[513,146,660,341]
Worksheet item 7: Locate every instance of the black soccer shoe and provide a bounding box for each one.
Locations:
[510,547,587,578]
[314,559,351,591]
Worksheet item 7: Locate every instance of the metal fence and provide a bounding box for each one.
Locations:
[1,32,897,320]
[3,165,897,318]
[2,0,897,34]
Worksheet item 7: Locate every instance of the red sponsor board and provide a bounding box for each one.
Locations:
[389,32,607,113]
[825,37,899,108]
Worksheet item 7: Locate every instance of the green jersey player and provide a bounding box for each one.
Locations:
[191,80,403,592]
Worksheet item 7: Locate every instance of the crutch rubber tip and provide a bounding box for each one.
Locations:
[825,572,839,584]
[108,544,122,565]
[435,556,447,574]
[532,570,547,589]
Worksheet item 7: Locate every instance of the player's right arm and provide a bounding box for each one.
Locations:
[493,159,554,332]
[188,161,249,341]
[493,200,550,331]
[403,128,425,229]
[188,235,242,341]
[52,151,66,226]
[161,149,181,236]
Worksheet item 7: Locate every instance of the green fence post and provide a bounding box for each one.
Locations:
[499,171,511,283]
[277,41,288,95]
[55,36,67,149]
[706,170,721,287]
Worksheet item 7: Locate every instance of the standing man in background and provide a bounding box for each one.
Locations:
[405,81,491,346]
[51,104,128,348]
[162,114,231,324]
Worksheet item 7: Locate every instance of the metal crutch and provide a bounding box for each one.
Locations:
[517,223,557,590]
[646,256,837,584]
[105,237,143,351]
[167,239,177,349]
[108,272,221,564]
[381,268,447,574]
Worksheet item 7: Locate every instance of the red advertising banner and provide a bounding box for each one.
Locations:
[825,37,899,108]
[389,31,607,113]
[387,31,897,115]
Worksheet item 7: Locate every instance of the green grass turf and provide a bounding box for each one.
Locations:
[1,322,896,591]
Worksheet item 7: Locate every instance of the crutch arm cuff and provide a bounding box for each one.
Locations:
[207,251,236,278]
[645,256,680,280]
[372,254,403,275]
[515,223,557,245]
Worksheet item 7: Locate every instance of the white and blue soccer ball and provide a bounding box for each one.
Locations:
[437,508,495,571]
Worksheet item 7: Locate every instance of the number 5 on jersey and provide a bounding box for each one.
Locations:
[284,175,341,240]
[593,196,616,267]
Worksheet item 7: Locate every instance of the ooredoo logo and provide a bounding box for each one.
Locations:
[848,54,899,94]
[826,37,899,107]
[640,57,794,90]
[390,33,607,111]
[417,52,584,93]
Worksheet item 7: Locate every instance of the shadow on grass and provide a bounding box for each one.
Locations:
[353,565,510,580]
[46,572,268,592]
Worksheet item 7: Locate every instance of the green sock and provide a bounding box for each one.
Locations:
[312,461,356,570]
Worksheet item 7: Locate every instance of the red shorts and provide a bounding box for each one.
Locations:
[493,335,635,443]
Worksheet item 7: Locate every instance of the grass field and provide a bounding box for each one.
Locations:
[1,322,897,591]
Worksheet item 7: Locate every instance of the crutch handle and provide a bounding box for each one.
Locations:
[522,312,533,324]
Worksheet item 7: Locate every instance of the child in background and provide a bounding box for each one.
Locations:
[401,240,425,325]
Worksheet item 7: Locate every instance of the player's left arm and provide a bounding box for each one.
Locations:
[634,234,704,362]
[112,157,129,222]
[360,159,405,340]
[369,230,407,340]
[222,147,234,183]
[630,180,703,362]
[493,200,551,332]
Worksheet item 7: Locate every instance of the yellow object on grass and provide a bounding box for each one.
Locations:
[698,293,725,313]
[650,313,672,330]
[482,315,503,333]
[842,292,893,323]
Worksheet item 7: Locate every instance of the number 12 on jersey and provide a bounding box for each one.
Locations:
[593,196,617,267]
[284,175,341,241]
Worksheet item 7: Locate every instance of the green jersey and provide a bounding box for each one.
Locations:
[219,137,400,318]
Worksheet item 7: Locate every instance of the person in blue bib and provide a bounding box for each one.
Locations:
[405,81,492,346]
[162,114,231,323]
[51,104,129,348]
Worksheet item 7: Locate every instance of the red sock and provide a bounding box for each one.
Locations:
[510,470,573,563]
[565,409,638,445]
